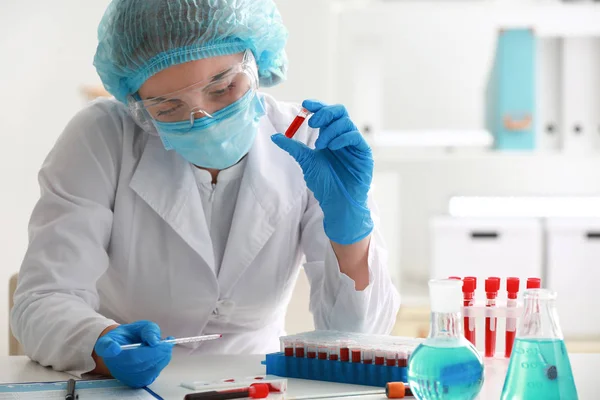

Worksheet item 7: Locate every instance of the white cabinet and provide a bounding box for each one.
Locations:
[546,218,600,338]
[431,217,543,298]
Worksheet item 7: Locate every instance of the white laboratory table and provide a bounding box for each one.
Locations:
[2,350,599,399]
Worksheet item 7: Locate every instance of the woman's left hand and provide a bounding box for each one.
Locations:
[271,99,374,245]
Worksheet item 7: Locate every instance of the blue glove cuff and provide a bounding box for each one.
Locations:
[323,205,374,245]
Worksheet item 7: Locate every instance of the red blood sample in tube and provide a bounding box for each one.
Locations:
[386,351,397,367]
[351,349,362,363]
[397,350,408,368]
[340,347,350,362]
[307,350,316,359]
[318,346,329,360]
[505,277,520,358]
[462,277,477,346]
[485,277,500,358]
[362,349,373,365]
[284,108,310,138]
[295,341,305,358]
[329,346,339,361]
[374,350,385,365]
[284,346,294,357]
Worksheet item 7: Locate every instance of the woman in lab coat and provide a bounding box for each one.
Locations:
[10,0,400,389]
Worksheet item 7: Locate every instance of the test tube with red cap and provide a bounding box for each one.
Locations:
[284,107,312,138]
[462,277,477,346]
[505,277,520,358]
[527,277,541,289]
[485,277,500,357]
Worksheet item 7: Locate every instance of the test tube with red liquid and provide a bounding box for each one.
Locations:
[374,349,385,365]
[306,342,317,359]
[385,350,397,367]
[351,347,362,363]
[329,345,340,361]
[284,107,312,138]
[397,349,408,368]
[317,345,329,360]
[339,342,350,362]
[362,347,374,364]
[294,340,305,358]
[283,339,294,357]
[462,277,477,346]
[485,277,500,357]
[505,277,520,358]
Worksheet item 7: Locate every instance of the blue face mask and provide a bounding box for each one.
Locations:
[154,90,266,169]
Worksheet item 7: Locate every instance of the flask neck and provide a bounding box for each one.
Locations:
[519,289,564,340]
[429,311,463,339]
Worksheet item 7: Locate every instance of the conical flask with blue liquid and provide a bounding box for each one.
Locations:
[408,279,484,400]
[501,289,578,400]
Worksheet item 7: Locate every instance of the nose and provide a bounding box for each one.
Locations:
[189,107,213,124]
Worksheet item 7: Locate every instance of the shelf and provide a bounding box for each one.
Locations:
[338,1,600,37]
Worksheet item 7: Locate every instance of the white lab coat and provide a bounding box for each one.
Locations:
[10,93,400,376]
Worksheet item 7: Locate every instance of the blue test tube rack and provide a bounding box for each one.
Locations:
[262,352,408,387]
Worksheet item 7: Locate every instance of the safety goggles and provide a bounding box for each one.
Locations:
[128,49,259,132]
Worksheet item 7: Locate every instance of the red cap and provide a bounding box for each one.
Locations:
[465,276,477,289]
[250,384,270,399]
[507,277,520,298]
[462,277,476,293]
[485,277,500,293]
[527,277,541,289]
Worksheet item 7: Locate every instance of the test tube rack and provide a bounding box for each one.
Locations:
[262,331,423,388]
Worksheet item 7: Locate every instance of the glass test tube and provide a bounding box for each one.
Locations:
[306,341,317,359]
[374,349,385,365]
[329,344,340,361]
[340,342,350,362]
[362,347,374,364]
[318,345,329,360]
[283,339,294,357]
[386,350,397,366]
[351,347,362,363]
[295,340,305,358]
[397,349,408,367]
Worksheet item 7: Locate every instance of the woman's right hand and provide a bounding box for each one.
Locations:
[93,320,174,388]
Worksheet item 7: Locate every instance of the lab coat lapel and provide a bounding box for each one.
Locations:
[218,116,305,295]
[130,135,216,271]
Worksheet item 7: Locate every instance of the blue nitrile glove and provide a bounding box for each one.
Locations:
[271,100,374,245]
[94,320,174,388]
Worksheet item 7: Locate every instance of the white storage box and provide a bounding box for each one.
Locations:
[546,218,600,338]
[431,217,543,287]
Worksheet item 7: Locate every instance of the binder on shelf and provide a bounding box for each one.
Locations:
[561,37,600,154]
[486,29,536,151]
[536,37,563,151]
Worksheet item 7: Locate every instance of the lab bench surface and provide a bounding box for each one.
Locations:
[1,350,599,399]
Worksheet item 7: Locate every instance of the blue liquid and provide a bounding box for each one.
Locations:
[407,339,484,400]
[501,338,578,400]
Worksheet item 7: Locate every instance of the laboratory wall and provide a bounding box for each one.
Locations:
[2,0,600,356]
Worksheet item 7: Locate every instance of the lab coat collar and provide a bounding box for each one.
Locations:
[217,113,306,296]
[129,135,217,273]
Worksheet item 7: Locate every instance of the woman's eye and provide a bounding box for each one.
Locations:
[156,102,184,116]
[209,83,236,97]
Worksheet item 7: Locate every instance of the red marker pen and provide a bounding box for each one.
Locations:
[462,277,476,346]
[505,277,520,358]
[284,107,312,138]
[485,277,500,357]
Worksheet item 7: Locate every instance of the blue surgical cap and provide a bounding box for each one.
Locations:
[94,0,289,104]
